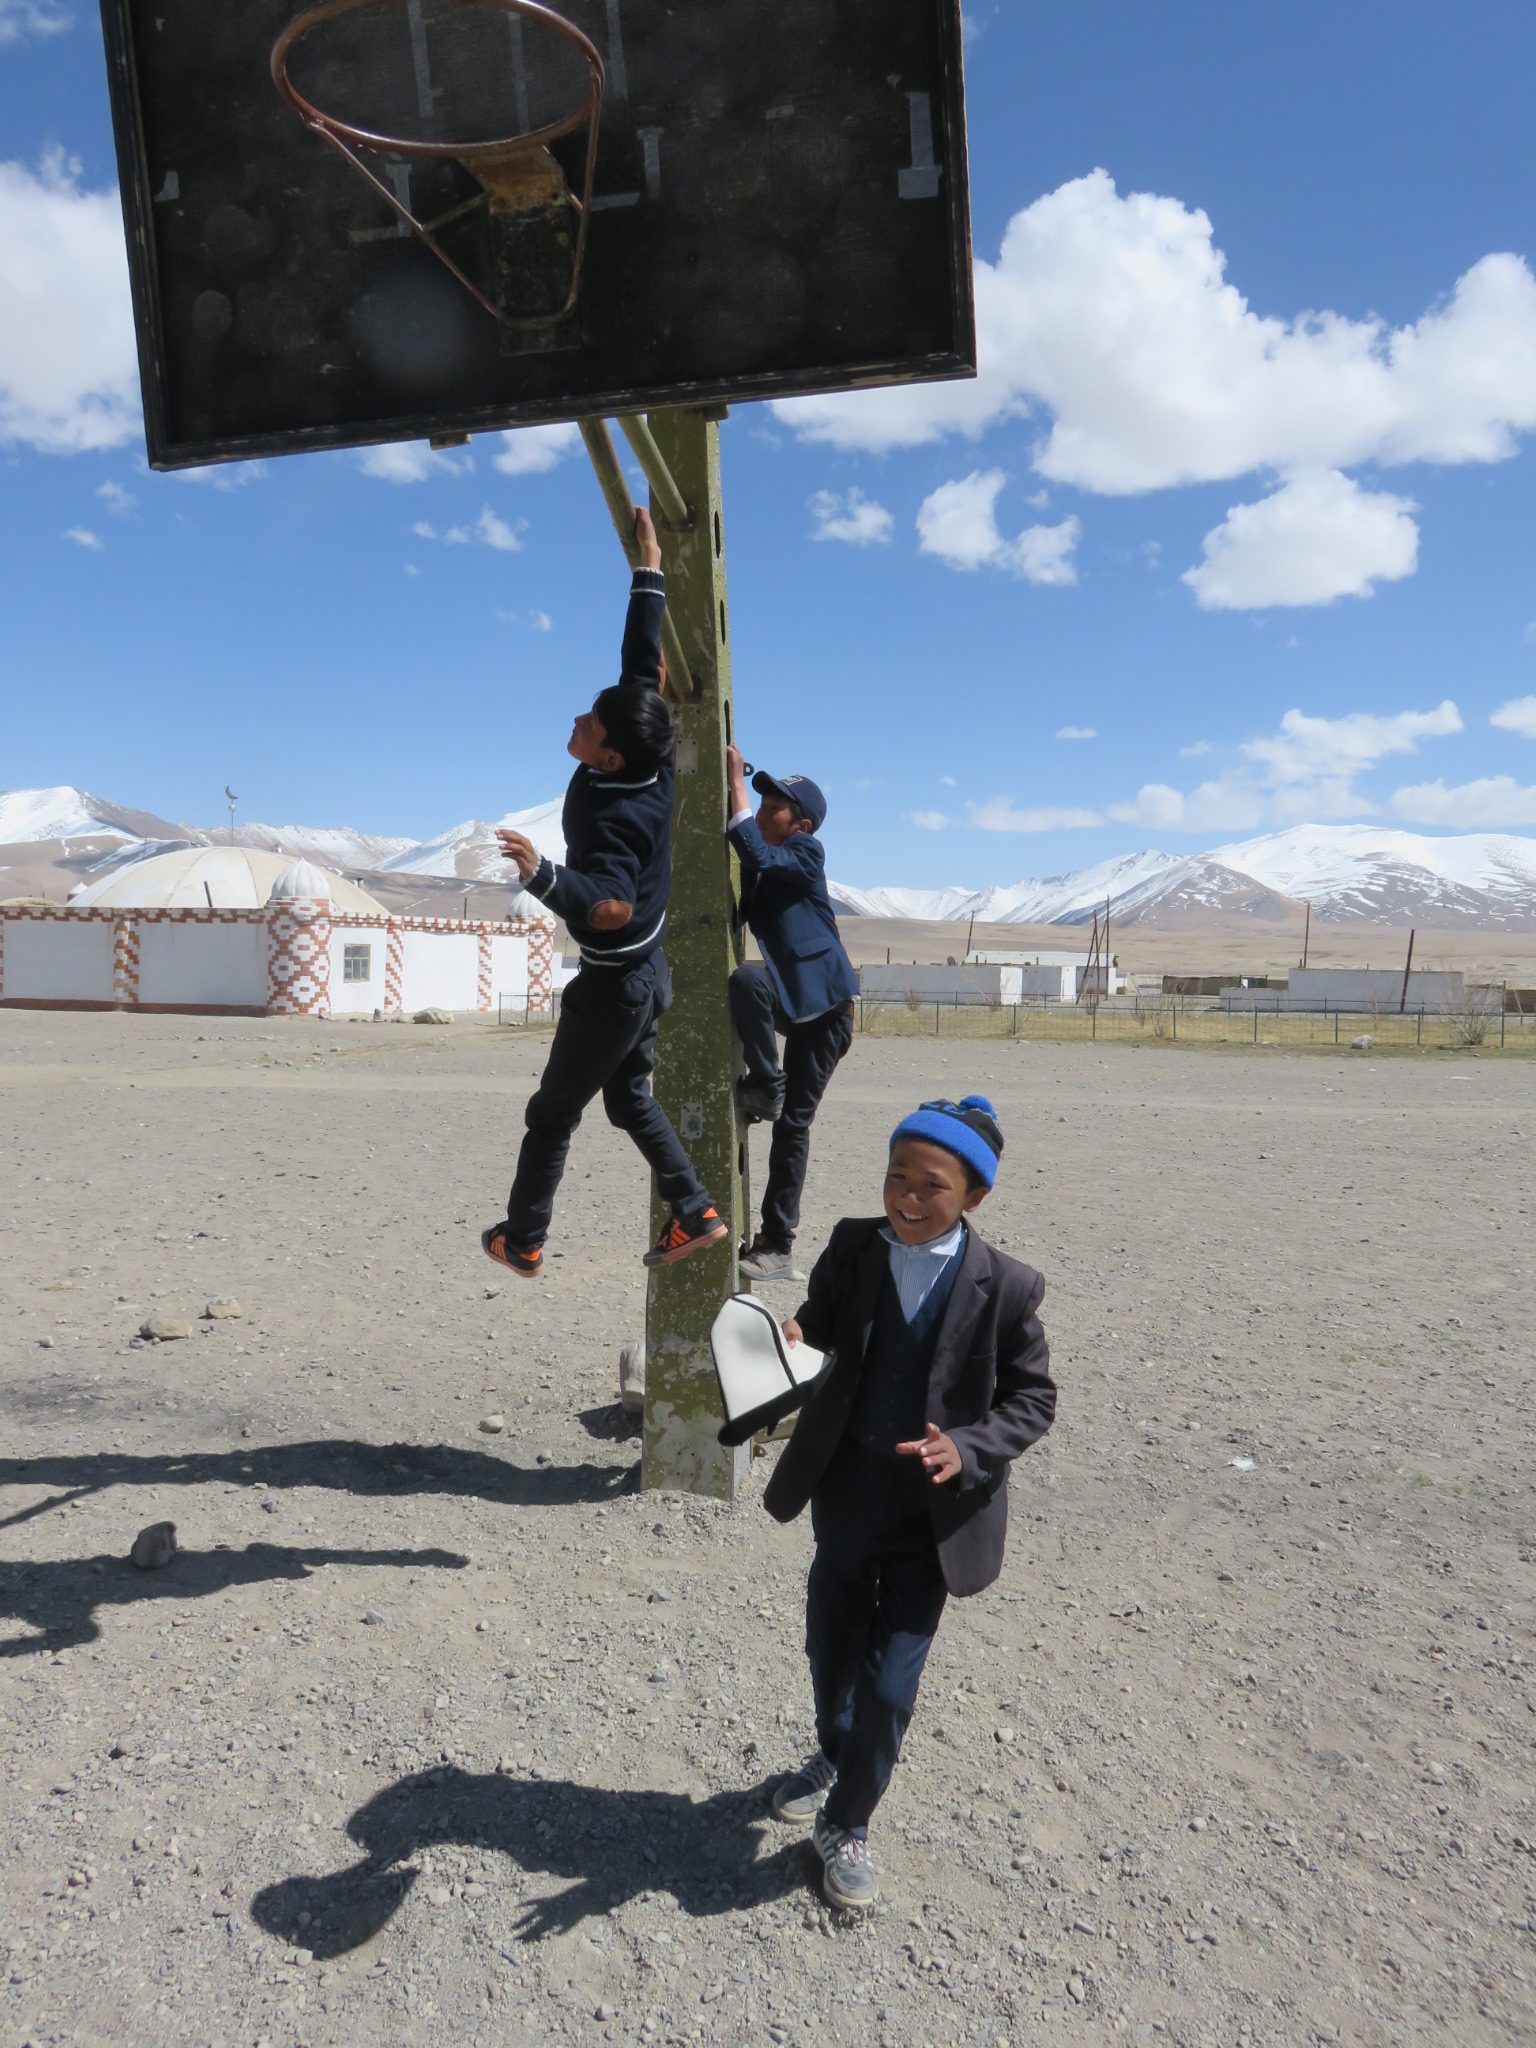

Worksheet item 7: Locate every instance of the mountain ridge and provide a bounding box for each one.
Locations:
[4,788,1535,930]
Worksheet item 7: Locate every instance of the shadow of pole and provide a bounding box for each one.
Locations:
[0,1542,468,1657]
[0,1440,638,1531]
[252,1767,808,1953]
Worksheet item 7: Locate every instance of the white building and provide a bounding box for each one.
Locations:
[1219,967,1466,1012]
[1,847,551,1018]
[860,950,1125,1007]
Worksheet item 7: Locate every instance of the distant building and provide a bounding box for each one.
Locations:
[859,951,1124,1006]
[1,847,551,1018]
[1219,967,1466,1011]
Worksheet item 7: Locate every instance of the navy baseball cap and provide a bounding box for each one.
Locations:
[751,768,827,831]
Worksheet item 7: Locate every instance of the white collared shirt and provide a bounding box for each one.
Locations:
[879,1218,965,1323]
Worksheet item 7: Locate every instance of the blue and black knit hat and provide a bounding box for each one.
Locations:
[889,1095,1004,1188]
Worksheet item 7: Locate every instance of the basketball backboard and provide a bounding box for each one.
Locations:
[98,0,974,469]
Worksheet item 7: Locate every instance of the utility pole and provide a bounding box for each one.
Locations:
[581,410,748,1498]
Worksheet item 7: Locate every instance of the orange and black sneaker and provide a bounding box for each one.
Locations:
[643,1205,728,1268]
[481,1223,544,1280]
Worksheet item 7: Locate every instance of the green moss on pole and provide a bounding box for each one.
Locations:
[641,409,750,1497]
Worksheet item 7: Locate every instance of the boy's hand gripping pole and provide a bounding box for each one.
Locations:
[578,417,696,702]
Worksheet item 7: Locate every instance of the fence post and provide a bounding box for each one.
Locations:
[1501,1004,1507,1050]
[1334,1009,1339,1045]
[1091,1003,1097,1041]
[1011,1003,1018,1038]
[1416,1006,1423,1048]
[1252,1007,1259,1044]
[1171,1001,1176,1041]
[935,1001,941,1036]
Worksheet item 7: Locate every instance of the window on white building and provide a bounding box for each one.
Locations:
[343,944,372,983]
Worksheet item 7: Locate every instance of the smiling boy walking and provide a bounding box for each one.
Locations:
[762,1095,1056,1909]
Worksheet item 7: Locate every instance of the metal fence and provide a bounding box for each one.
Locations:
[497,991,560,1027]
[855,995,1536,1053]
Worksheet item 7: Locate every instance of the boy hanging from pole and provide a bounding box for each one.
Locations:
[483,507,727,1278]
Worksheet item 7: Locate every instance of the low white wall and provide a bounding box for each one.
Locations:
[401,928,479,1011]
[490,932,530,1000]
[329,925,389,1015]
[138,919,267,1009]
[1016,965,1073,1001]
[2,919,114,1002]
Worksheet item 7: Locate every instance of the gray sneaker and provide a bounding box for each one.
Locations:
[770,1748,837,1823]
[739,1242,798,1283]
[812,1808,879,1910]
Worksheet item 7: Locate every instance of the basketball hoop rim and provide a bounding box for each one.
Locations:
[270,0,606,162]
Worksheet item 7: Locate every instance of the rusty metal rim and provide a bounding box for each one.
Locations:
[271,0,605,163]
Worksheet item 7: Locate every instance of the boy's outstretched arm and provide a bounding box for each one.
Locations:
[619,506,666,690]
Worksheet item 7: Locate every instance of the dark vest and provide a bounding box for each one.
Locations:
[846,1239,966,1452]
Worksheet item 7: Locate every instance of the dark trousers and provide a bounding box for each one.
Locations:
[729,963,853,1250]
[505,950,709,1247]
[806,1442,948,1836]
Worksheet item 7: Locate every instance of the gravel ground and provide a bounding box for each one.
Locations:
[1,1009,1533,2048]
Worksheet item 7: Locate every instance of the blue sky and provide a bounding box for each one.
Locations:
[3,0,1536,885]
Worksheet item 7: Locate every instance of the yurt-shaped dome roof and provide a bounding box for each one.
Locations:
[265,857,334,903]
[69,846,385,914]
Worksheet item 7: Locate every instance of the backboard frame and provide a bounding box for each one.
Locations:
[97,0,975,469]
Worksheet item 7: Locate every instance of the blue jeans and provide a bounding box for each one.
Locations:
[806,1442,948,1835]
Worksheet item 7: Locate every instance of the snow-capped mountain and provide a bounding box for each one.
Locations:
[379,798,566,882]
[0,786,194,848]
[6,787,1536,928]
[226,821,418,871]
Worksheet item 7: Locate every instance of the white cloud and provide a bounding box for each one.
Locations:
[1240,700,1461,787]
[1106,779,1265,833]
[403,563,420,577]
[492,423,581,475]
[1178,739,1212,757]
[908,810,950,832]
[969,798,1103,832]
[1387,777,1536,828]
[530,609,553,632]
[916,470,1079,583]
[1490,695,1536,741]
[1184,470,1419,610]
[1056,725,1096,741]
[419,506,525,552]
[1,0,69,38]
[940,775,957,787]
[62,525,101,549]
[0,151,138,454]
[808,487,893,546]
[1102,699,1463,834]
[172,459,267,491]
[771,170,1536,493]
[96,479,135,514]
[359,441,472,483]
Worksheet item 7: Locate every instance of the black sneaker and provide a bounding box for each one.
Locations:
[643,1206,729,1268]
[481,1223,544,1279]
[738,1082,785,1125]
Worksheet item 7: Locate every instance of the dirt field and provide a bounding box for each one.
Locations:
[2,1010,1532,2048]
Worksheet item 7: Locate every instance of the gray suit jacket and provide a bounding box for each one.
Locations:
[762,1218,1056,1596]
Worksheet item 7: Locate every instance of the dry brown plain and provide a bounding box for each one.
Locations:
[2,1008,1533,2048]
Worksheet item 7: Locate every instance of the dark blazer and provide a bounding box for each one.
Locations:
[728,818,857,1025]
[523,569,672,968]
[763,1217,1055,1597]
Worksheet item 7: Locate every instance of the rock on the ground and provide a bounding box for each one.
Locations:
[139,1316,192,1341]
[129,1521,177,1570]
[203,1297,243,1319]
[413,1008,454,1025]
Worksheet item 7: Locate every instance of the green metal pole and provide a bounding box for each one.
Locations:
[640,408,749,1498]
